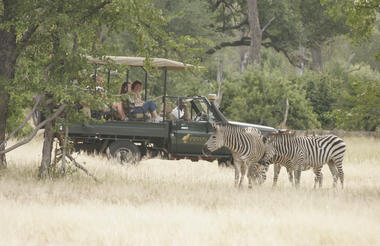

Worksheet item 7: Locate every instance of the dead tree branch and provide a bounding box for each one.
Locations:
[261,17,275,32]
[66,154,99,182]
[0,103,67,155]
[0,94,43,149]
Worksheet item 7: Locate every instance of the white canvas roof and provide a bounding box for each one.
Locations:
[86,56,194,70]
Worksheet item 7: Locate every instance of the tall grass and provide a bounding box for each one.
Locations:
[1,134,380,245]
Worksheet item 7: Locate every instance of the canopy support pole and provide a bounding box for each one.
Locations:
[163,67,167,121]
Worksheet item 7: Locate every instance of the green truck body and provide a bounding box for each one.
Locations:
[68,96,277,164]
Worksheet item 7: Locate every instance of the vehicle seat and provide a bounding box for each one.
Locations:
[123,100,147,121]
[162,103,176,120]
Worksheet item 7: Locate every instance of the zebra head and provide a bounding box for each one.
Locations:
[258,134,276,167]
[202,123,225,156]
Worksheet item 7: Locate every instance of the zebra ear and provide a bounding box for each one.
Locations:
[263,133,274,144]
[263,136,269,144]
[211,123,218,130]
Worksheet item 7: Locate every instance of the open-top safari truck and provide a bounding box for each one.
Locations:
[66,56,277,165]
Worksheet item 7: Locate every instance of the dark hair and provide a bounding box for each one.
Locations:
[119,82,129,94]
[131,80,143,90]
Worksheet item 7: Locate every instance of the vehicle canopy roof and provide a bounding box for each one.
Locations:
[86,56,194,70]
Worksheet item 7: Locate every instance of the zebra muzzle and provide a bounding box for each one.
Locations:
[202,145,212,156]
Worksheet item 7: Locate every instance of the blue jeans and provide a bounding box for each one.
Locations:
[132,100,157,114]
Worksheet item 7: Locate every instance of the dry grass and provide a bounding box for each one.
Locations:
[1,134,380,245]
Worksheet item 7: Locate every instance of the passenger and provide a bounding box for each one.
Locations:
[114,80,160,122]
[171,99,188,120]
[83,74,109,119]
[130,80,160,122]
[112,81,132,121]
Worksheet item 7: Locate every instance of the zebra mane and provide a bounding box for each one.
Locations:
[265,129,294,137]
[263,129,296,143]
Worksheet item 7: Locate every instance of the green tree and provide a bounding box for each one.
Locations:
[298,0,350,71]
[0,0,175,176]
[220,69,320,129]
[293,72,341,129]
[330,67,380,131]
[205,0,303,68]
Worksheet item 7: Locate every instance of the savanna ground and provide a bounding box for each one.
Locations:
[1,133,380,246]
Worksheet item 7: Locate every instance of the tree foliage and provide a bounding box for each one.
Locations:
[220,68,320,129]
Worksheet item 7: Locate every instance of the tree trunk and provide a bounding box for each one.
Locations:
[279,98,289,129]
[38,100,55,179]
[0,92,10,168]
[0,29,17,168]
[239,46,249,74]
[214,54,223,108]
[311,44,323,72]
[246,0,262,66]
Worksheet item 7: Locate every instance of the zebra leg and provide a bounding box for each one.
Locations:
[335,160,344,189]
[273,163,281,187]
[328,160,339,188]
[239,162,247,187]
[233,157,241,187]
[258,164,267,185]
[313,166,323,189]
[294,165,302,188]
[286,167,294,186]
[247,164,253,189]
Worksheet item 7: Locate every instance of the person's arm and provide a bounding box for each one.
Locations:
[134,92,144,106]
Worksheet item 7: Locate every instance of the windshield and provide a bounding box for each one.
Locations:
[190,98,216,122]
[164,96,219,122]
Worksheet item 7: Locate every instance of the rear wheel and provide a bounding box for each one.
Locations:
[109,140,141,165]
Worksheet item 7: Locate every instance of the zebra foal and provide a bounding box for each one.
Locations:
[202,123,265,188]
[258,132,346,188]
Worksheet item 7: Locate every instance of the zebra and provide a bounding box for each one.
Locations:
[202,123,265,188]
[258,132,346,188]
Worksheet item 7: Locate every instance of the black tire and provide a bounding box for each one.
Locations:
[108,140,141,165]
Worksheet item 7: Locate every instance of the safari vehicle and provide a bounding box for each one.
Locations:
[67,56,277,165]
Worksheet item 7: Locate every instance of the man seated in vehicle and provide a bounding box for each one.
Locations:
[82,74,110,119]
[171,99,188,120]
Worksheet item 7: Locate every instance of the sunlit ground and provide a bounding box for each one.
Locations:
[1,134,380,245]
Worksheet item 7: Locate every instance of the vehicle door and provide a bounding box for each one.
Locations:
[171,98,216,155]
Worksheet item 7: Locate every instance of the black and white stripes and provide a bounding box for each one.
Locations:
[259,133,346,188]
[203,124,265,187]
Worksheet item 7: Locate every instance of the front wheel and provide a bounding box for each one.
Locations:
[108,140,141,165]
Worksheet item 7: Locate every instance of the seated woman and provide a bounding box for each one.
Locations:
[113,80,159,122]
[112,81,131,120]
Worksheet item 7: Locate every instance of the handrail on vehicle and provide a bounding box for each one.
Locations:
[86,56,203,122]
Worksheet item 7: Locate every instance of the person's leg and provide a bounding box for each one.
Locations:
[142,101,159,119]
[112,102,127,120]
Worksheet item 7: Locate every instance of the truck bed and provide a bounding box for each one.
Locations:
[68,121,170,139]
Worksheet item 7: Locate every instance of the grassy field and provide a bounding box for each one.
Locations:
[1,134,380,246]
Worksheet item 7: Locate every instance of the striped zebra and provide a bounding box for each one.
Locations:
[258,132,346,188]
[202,123,265,188]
